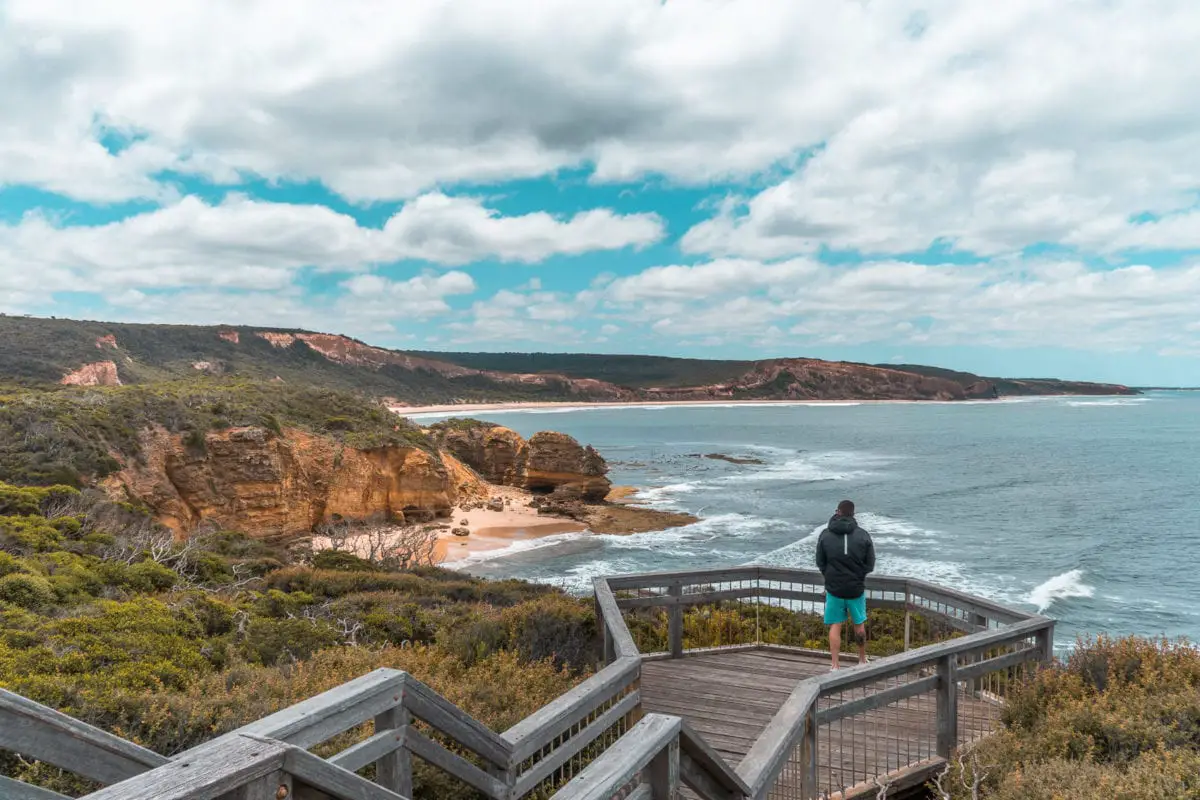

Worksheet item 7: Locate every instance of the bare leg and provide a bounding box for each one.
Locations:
[855,623,867,664]
[829,623,842,669]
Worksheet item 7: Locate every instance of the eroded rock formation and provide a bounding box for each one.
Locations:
[61,361,122,386]
[430,422,611,502]
[432,422,528,486]
[103,426,485,540]
[524,432,610,501]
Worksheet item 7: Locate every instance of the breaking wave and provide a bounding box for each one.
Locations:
[1029,569,1095,613]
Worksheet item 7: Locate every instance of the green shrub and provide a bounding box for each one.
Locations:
[0,552,26,577]
[126,560,179,592]
[0,573,55,609]
[311,550,378,572]
[939,635,1200,799]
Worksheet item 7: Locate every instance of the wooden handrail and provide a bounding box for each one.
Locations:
[548,714,681,800]
[0,688,168,785]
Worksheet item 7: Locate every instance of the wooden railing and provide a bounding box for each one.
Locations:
[1,565,1052,800]
[595,566,1054,799]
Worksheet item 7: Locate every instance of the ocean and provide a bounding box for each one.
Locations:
[411,392,1200,648]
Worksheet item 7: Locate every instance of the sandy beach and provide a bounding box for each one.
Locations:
[310,482,692,567]
[389,398,875,416]
[434,485,587,563]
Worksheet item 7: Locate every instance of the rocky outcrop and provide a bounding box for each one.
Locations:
[257,332,297,348]
[62,361,122,386]
[430,422,611,502]
[103,426,463,540]
[432,421,528,486]
[95,334,118,349]
[523,432,610,501]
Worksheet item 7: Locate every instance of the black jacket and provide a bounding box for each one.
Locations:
[815,514,876,599]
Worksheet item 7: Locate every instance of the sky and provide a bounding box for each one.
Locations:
[2,1,1200,386]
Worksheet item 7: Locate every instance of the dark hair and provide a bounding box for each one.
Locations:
[837,500,855,517]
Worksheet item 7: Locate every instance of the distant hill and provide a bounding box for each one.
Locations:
[0,315,1138,403]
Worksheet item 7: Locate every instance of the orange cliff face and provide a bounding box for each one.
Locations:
[61,361,122,386]
[103,426,484,540]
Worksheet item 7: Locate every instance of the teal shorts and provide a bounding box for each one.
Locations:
[824,592,867,626]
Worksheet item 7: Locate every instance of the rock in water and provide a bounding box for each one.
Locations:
[523,432,611,502]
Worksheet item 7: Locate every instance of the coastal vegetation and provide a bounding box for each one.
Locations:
[937,636,1200,799]
[0,379,433,487]
[0,314,1137,405]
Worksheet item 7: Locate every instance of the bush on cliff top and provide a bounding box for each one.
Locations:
[937,635,1200,800]
[0,379,433,486]
[0,481,597,799]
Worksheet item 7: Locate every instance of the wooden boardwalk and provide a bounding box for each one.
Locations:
[641,649,1002,797]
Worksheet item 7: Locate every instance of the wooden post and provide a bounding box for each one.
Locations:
[800,708,818,797]
[647,735,680,799]
[222,771,292,800]
[594,594,609,667]
[1035,623,1055,664]
[373,704,412,799]
[668,585,683,659]
[935,654,958,758]
[903,588,912,652]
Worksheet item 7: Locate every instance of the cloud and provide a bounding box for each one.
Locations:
[377,193,663,265]
[340,271,477,320]
[0,194,662,294]
[3,0,1195,228]
[598,257,1200,353]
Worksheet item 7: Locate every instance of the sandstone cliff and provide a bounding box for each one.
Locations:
[430,422,611,501]
[61,360,122,387]
[103,426,488,540]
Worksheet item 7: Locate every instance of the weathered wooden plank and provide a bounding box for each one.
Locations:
[402,679,511,767]
[605,567,761,591]
[625,785,652,800]
[815,676,940,725]
[0,775,70,800]
[735,680,818,797]
[229,669,405,750]
[327,727,404,774]
[647,734,680,799]
[403,728,507,800]
[593,578,639,658]
[816,617,1049,695]
[755,567,823,585]
[679,720,751,798]
[0,688,169,785]
[935,657,958,758]
[956,646,1041,681]
[220,770,291,800]
[547,714,681,800]
[371,706,410,797]
[78,735,288,800]
[511,691,641,797]
[284,748,409,800]
[503,657,639,761]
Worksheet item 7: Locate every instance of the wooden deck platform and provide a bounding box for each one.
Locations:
[641,649,1001,797]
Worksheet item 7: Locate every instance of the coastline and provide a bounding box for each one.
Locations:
[313,484,695,566]
[393,398,883,416]
[390,394,1142,416]
[435,485,588,564]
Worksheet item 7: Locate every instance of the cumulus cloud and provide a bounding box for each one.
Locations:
[340,271,477,320]
[599,258,1200,353]
[0,194,662,294]
[0,0,1193,240]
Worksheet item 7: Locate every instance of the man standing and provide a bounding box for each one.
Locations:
[815,500,876,669]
